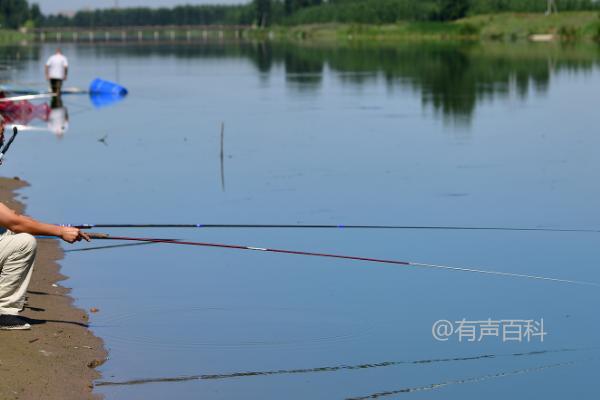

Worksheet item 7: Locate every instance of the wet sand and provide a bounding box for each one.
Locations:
[0,177,106,400]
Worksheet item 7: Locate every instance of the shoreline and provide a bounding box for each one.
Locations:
[263,12,600,43]
[0,29,30,44]
[0,177,107,400]
[27,12,600,44]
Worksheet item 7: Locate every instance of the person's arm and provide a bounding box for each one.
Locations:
[0,203,89,243]
[44,64,49,81]
[63,66,68,81]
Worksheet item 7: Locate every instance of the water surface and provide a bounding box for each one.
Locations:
[2,40,600,399]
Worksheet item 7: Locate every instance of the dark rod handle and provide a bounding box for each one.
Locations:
[86,233,111,239]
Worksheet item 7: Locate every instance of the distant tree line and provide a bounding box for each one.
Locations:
[2,0,599,30]
[38,1,479,27]
[469,0,599,13]
[42,5,256,27]
[0,0,41,29]
[281,0,472,25]
[282,0,600,26]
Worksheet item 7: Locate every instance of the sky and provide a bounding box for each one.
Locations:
[33,1,247,15]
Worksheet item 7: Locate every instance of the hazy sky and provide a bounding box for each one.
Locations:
[34,1,248,15]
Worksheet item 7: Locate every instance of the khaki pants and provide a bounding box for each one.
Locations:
[0,231,37,316]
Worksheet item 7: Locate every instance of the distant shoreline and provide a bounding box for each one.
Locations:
[260,12,600,43]
[0,29,30,44]
[25,12,600,45]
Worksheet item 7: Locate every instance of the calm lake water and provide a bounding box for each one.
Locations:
[2,40,600,399]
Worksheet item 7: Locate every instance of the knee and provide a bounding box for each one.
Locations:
[16,233,37,254]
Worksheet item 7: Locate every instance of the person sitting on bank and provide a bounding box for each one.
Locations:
[0,115,89,330]
[45,47,68,94]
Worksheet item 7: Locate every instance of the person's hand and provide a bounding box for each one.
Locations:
[59,226,91,243]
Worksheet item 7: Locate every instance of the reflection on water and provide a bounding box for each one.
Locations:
[345,358,588,400]
[1,44,128,139]
[0,45,40,79]
[96,347,583,386]
[48,95,69,135]
[1,82,126,138]
[0,95,71,137]
[71,41,600,124]
[4,42,600,126]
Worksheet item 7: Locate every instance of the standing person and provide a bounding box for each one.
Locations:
[45,48,69,94]
[0,115,90,330]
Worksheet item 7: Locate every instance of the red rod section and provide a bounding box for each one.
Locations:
[93,235,411,266]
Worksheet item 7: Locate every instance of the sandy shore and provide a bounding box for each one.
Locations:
[0,177,107,400]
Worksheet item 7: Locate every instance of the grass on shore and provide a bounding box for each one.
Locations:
[0,29,30,44]
[259,12,600,42]
[472,11,600,40]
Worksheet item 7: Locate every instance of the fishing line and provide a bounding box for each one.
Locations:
[85,233,600,288]
[70,223,600,233]
[64,241,159,253]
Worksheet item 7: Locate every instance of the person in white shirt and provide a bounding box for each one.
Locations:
[45,48,69,94]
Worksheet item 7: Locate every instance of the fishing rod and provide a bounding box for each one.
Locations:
[8,124,52,133]
[69,223,600,233]
[85,233,599,288]
[0,126,19,164]
[0,93,56,102]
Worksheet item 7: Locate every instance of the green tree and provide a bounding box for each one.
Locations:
[284,0,294,15]
[28,3,42,26]
[284,0,322,16]
[436,0,470,21]
[0,0,30,29]
[255,0,272,27]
